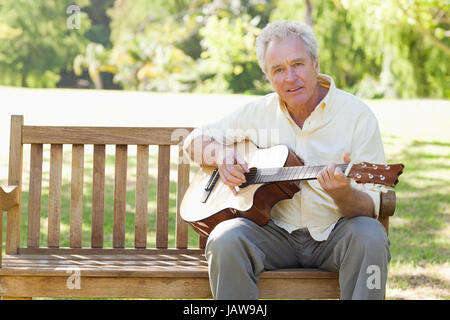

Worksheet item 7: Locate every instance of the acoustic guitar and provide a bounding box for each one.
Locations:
[180,140,404,237]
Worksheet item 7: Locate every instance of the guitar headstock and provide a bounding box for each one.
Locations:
[347,162,404,187]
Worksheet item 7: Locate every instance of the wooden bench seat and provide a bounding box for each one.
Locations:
[0,251,339,299]
[0,115,395,299]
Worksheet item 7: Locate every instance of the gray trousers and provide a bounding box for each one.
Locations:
[205,216,391,300]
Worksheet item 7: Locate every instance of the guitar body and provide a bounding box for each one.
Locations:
[180,141,303,237]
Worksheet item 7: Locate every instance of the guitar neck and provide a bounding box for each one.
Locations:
[246,164,349,185]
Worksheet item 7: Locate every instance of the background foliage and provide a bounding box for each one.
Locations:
[0,0,448,98]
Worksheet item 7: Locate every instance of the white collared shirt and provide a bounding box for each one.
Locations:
[183,74,386,241]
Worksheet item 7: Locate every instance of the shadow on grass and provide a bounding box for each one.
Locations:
[385,137,449,265]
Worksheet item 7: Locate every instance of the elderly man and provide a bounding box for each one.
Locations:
[183,20,390,300]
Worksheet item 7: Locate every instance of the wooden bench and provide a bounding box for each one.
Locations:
[0,115,396,299]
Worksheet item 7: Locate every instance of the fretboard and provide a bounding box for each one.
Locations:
[246,164,349,185]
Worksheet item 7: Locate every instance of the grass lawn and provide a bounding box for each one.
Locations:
[367,99,449,299]
[1,88,449,299]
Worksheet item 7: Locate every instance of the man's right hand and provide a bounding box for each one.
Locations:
[212,143,249,196]
[187,136,250,196]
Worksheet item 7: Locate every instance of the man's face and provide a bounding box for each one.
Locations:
[265,35,319,110]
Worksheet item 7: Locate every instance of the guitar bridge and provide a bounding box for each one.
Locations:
[201,168,220,203]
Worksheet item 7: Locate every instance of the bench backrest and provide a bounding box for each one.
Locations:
[5,115,207,255]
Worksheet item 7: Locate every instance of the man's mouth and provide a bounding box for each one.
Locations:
[287,86,303,93]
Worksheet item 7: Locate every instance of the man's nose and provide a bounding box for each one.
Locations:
[286,67,297,82]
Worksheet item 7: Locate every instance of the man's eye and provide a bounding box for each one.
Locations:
[294,62,303,67]
[275,68,283,73]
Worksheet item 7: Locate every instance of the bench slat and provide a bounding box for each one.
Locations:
[48,144,63,248]
[70,144,84,248]
[5,254,206,261]
[0,273,339,299]
[199,235,207,249]
[135,145,149,248]
[1,254,338,278]
[1,254,338,279]
[113,145,128,248]
[22,126,193,145]
[6,115,23,255]
[176,145,189,249]
[2,259,208,267]
[27,144,43,248]
[17,247,205,255]
[92,145,106,248]
[156,145,170,249]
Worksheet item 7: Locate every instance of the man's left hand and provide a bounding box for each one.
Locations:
[317,152,352,201]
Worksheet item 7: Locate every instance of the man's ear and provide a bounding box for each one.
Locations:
[314,58,320,74]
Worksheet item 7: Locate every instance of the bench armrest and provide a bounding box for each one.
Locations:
[379,189,396,219]
[1,185,19,267]
[0,185,20,212]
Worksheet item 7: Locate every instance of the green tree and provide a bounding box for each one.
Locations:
[344,0,449,98]
[106,0,276,92]
[0,0,91,87]
[195,15,264,93]
[107,0,201,90]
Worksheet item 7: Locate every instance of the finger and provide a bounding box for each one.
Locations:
[228,185,238,196]
[235,152,249,173]
[220,165,245,185]
[317,172,327,189]
[334,166,346,181]
[343,152,351,164]
[219,171,241,187]
[227,164,247,183]
[318,167,332,189]
[319,166,329,183]
[333,167,351,189]
[326,163,336,180]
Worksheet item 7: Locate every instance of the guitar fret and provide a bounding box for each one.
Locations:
[282,168,288,180]
[308,166,317,179]
[294,166,302,180]
[289,167,297,181]
[285,167,294,181]
[305,166,312,179]
[291,167,299,180]
[298,166,307,180]
[304,166,313,179]
[289,166,297,181]
[287,166,298,181]
[312,165,321,179]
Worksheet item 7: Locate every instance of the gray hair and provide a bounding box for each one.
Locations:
[255,20,319,75]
